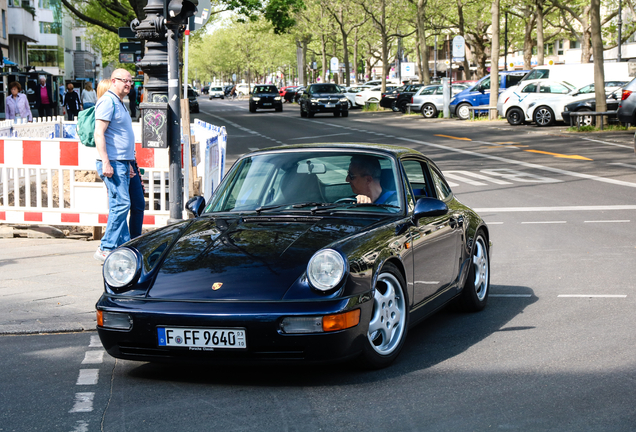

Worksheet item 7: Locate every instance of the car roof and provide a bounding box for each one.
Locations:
[248,143,425,159]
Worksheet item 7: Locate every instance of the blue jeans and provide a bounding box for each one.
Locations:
[97,160,136,251]
[83,102,95,109]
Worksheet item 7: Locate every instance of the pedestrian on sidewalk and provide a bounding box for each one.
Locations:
[93,69,146,262]
[82,81,97,109]
[63,83,82,121]
[35,76,54,118]
[5,81,32,122]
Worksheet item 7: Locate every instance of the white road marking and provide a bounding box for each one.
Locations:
[486,222,504,225]
[490,294,532,298]
[397,136,636,188]
[474,205,636,212]
[442,172,487,186]
[69,393,94,413]
[584,220,630,223]
[521,221,567,224]
[288,132,351,140]
[609,162,636,169]
[444,170,513,185]
[71,420,89,431]
[81,351,104,364]
[580,137,632,149]
[76,369,99,385]
[88,336,101,348]
[558,294,627,298]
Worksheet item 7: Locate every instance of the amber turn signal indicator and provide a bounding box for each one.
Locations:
[96,310,104,327]
[322,309,361,332]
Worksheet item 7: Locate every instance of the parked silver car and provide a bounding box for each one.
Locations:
[410,84,470,118]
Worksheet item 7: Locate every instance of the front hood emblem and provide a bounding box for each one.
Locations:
[212,283,223,290]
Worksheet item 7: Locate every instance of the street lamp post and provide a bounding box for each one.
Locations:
[618,0,623,62]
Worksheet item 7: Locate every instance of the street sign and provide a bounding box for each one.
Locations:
[330,57,339,73]
[118,26,138,40]
[119,53,135,63]
[452,36,465,62]
[190,0,211,31]
[120,42,142,54]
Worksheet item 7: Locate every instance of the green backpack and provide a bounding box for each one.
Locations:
[77,106,96,147]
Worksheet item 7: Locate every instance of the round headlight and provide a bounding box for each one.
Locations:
[103,249,139,288]
[307,249,346,291]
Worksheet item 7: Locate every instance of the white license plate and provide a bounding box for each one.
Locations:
[263,103,272,106]
[157,327,247,349]
[326,103,335,108]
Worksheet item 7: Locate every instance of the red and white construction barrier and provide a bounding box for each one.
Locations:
[0,136,171,227]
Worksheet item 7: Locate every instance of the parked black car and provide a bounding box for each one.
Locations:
[562,89,621,126]
[188,88,199,113]
[380,84,424,112]
[201,86,209,95]
[299,84,349,118]
[293,86,306,103]
[282,86,300,103]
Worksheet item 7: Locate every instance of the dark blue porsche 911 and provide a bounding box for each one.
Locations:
[96,143,491,369]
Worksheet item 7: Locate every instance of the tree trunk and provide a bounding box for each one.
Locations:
[380,0,388,93]
[523,17,534,69]
[489,0,500,120]
[321,35,328,83]
[581,6,593,62]
[590,0,606,125]
[536,0,544,65]
[339,8,351,87]
[416,0,431,84]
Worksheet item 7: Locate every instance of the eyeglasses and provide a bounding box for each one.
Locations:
[346,170,359,180]
[113,77,133,85]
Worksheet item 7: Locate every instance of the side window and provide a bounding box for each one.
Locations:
[522,83,537,93]
[480,78,491,90]
[402,160,431,200]
[546,83,570,94]
[506,74,525,87]
[428,165,452,201]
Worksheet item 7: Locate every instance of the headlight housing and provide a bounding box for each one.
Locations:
[274,96,281,100]
[340,97,348,103]
[103,248,139,288]
[307,249,346,291]
[252,97,261,101]
[311,98,320,103]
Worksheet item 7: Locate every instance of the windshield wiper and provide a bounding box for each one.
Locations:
[254,204,285,214]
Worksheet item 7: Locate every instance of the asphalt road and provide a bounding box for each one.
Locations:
[2,97,636,431]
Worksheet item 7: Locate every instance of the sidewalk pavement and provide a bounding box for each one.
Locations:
[0,238,104,335]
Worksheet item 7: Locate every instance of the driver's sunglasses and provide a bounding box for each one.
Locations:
[346,170,359,180]
[113,77,133,85]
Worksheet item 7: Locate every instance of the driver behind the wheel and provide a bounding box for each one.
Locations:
[346,155,397,205]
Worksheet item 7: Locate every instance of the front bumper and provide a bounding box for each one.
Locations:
[96,293,372,364]
[252,98,283,109]
[308,101,348,114]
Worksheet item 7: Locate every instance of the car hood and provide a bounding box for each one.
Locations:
[146,216,377,301]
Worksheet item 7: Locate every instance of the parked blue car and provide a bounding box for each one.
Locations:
[450,70,529,119]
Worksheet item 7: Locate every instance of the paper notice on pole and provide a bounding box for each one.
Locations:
[194,17,203,24]
[168,79,179,88]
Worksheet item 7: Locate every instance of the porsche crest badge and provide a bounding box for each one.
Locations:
[212,283,223,290]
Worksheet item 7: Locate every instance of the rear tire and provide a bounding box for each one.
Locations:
[398,100,408,113]
[457,231,490,312]
[506,107,524,125]
[421,103,437,119]
[577,108,594,126]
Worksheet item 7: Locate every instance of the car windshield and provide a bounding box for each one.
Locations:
[206,151,402,214]
[253,86,277,93]
[309,84,340,94]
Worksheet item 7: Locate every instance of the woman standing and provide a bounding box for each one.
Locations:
[5,82,33,122]
[82,81,97,109]
[63,83,82,120]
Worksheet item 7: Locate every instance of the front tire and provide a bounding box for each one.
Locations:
[358,263,409,369]
[506,107,524,125]
[457,231,490,312]
[300,104,307,118]
[456,103,471,120]
[342,110,349,117]
[249,104,256,113]
[421,103,437,119]
[534,106,555,126]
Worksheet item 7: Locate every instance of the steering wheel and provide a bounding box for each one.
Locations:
[335,197,357,204]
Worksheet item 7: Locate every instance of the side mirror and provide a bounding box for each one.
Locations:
[413,197,448,223]
[185,196,206,217]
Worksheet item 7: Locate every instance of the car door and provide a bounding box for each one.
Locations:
[402,158,461,305]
